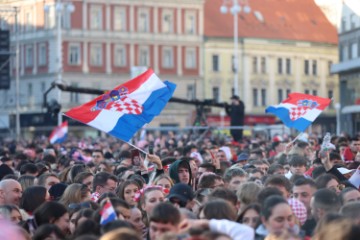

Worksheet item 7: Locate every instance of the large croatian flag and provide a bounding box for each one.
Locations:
[265,93,331,132]
[65,69,176,142]
[100,200,117,225]
[49,121,68,144]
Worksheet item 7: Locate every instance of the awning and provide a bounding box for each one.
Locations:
[342,105,360,114]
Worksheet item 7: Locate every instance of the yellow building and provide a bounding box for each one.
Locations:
[203,0,339,133]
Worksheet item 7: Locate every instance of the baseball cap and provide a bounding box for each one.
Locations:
[237,153,249,162]
[167,183,194,205]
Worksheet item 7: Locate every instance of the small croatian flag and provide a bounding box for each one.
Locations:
[265,93,331,132]
[100,200,117,225]
[49,121,68,144]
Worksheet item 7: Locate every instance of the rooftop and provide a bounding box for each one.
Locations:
[204,0,338,44]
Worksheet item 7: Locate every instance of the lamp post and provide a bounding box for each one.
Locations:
[44,1,74,126]
[335,103,341,135]
[220,0,251,97]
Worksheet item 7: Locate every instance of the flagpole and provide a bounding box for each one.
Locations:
[127,141,148,155]
[287,132,302,147]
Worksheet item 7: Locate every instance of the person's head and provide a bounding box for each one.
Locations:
[199,199,237,221]
[153,174,174,193]
[313,218,360,240]
[93,172,118,195]
[92,150,104,165]
[198,173,224,189]
[20,163,38,176]
[149,202,181,240]
[315,173,342,195]
[264,175,292,198]
[17,175,36,191]
[223,167,247,192]
[129,207,146,234]
[267,164,285,175]
[37,173,60,191]
[208,187,238,209]
[140,186,165,218]
[20,186,49,214]
[60,183,91,207]
[340,202,360,225]
[32,224,65,240]
[0,204,22,224]
[340,187,360,205]
[292,177,317,214]
[311,188,341,221]
[34,201,70,235]
[166,183,194,210]
[117,180,140,207]
[74,172,94,191]
[288,155,307,175]
[256,187,283,207]
[238,203,261,229]
[109,198,131,220]
[169,159,192,185]
[216,150,227,162]
[0,179,22,206]
[252,160,269,174]
[237,182,262,211]
[96,161,113,174]
[100,227,142,240]
[197,163,216,179]
[261,195,295,236]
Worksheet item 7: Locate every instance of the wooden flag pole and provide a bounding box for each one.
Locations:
[126,141,148,155]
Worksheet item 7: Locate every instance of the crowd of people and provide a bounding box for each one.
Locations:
[0,131,360,240]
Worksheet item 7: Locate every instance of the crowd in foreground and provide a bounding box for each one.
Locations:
[0,131,360,240]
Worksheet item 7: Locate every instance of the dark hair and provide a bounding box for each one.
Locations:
[223,168,247,183]
[264,175,292,193]
[118,150,131,160]
[312,166,326,179]
[69,164,89,183]
[199,163,216,173]
[74,172,93,184]
[208,187,237,206]
[315,173,339,189]
[340,187,359,205]
[201,199,237,221]
[313,188,341,212]
[293,177,316,188]
[261,195,288,220]
[20,186,48,213]
[109,198,130,216]
[101,220,135,235]
[116,179,140,201]
[20,163,38,175]
[256,187,283,206]
[37,173,59,187]
[33,224,65,240]
[267,164,285,175]
[34,201,68,226]
[72,219,100,239]
[288,155,307,167]
[93,172,118,192]
[237,203,261,224]
[198,174,222,189]
[149,202,181,226]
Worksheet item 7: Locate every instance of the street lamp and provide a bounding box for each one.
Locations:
[220,0,251,97]
[44,1,75,126]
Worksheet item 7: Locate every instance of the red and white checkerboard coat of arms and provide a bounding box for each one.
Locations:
[289,107,308,121]
[106,96,143,115]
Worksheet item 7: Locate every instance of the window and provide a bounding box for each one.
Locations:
[28,83,33,97]
[41,82,46,92]
[328,61,333,75]
[260,57,266,73]
[185,48,196,69]
[185,11,196,34]
[253,88,258,107]
[44,5,55,29]
[304,89,310,95]
[304,60,309,75]
[38,44,46,66]
[25,46,33,67]
[138,8,150,32]
[312,60,317,76]
[90,44,103,66]
[277,58,283,74]
[351,14,356,29]
[286,58,291,74]
[162,47,174,68]
[212,87,219,103]
[328,90,334,108]
[62,11,72,29]
[312,90,317,96]
[212,55,219,72]
[286,89,291,98]
[114,45,127,67]
[68,44,81,65]
[342,45,348,61]
[341,17,346,32]
[114,7,126,31]
[278,89,283,103]
[139,46,149,66]
[261,89,266,106]
[252,57,258,73]
[25,11,32,31]
[162,9,173,33]
[90,5,102,30]
[351,43,358,59]
[187,84,195,100]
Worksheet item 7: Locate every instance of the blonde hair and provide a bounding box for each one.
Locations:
[313,219,359,240]
[236,182,262,211]
[59,183,90,207]
[153,174,174,188]
[100,228,141,240]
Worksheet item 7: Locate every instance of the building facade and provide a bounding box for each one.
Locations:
[331,0,360,134]
[203,0,339,133]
